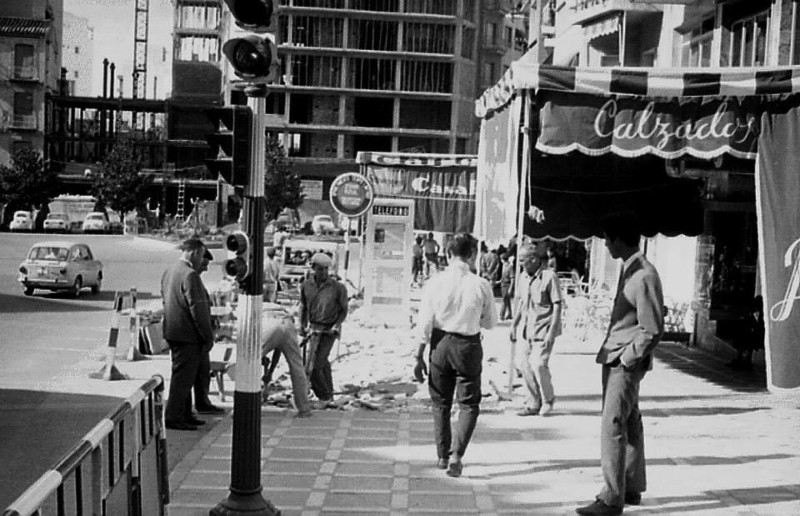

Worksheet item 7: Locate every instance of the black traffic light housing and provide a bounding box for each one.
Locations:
[205,106,253,187]
[222,0,278,83]
[224,231,251,283]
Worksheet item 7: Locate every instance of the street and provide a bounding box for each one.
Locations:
[0,233,225,508]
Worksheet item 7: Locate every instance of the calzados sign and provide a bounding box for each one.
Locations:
[537,92,761,159]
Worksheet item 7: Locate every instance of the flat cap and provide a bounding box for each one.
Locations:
[310,252,332,268]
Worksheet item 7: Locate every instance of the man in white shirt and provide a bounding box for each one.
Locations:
[263,246,281,303]
[510,244,563,417]
[413,233,498,478]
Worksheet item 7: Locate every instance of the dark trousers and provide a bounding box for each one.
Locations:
[309,332,336,401]
[428,332,483,461]
[500,293,513,319]
[165,340,202,423]
[598,363,647,507]
[193,347,213,409]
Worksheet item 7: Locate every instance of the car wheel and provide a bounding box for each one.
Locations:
[23,285,34,296]
[91,277,102,294]
[73,277,83,298]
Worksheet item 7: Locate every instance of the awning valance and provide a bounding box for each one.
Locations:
[583,14,620,43]
[475,63,800,118]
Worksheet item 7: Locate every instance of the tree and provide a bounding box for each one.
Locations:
[0,148,60,228]
[264,135,304,222]
[92,138,153,227]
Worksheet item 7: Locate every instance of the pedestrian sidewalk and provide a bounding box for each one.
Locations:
[165,327,800,516]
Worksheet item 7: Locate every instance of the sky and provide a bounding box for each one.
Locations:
[63,0,175,99]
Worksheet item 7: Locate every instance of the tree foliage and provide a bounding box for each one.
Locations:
[264,135,304,221]
[0,148,60,211]
[92,138,153,220]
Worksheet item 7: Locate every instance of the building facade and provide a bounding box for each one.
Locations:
[529,0,797,363]
[0,0,63,166]
[61,11,94,97]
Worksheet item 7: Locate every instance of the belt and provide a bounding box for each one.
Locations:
[431,327,481,344]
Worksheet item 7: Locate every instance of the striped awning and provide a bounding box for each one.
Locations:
[475,63,800,118]
[584,14,620,43]
[0,17,50,37]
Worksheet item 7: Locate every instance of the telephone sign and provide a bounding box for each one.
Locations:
[329,173,374,218]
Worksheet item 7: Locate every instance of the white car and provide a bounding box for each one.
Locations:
[18,241,103,297]
[43,213,71,233]
[82,212,110,234]
[9,211,34,232]
[311,214,336,234]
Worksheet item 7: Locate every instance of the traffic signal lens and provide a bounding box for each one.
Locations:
[233,41,269,73]
[223,36,274,79]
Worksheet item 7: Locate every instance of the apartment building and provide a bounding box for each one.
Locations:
[0,0,63,166]
[61,12,94,97]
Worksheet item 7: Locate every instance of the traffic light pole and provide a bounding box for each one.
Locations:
[212,88,279,516]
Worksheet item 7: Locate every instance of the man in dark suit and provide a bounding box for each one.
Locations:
[161,238,216,431]
[577,212,664,516]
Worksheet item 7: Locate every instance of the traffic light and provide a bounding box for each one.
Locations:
[205,106,252,187]
[222,0,278,83]
[224,231,251,283]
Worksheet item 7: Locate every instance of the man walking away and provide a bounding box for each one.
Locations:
[298,252,349,404]
[413,233,498,478]
[161,238,216,431]
[499,253,516,320]
[510,245,562,417]
[412,235,424,284]
[576,211,664,516]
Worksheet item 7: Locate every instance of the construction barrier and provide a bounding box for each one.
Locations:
[2,375,169,516]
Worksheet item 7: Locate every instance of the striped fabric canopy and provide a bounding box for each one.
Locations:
[475,63,800,118]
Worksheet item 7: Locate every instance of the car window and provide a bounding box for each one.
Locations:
[29,247,70,261]
[88,214,104,221]
[80,246,93,260]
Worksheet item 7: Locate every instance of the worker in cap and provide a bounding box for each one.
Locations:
[310,252,333,268]
[298,250,348,406]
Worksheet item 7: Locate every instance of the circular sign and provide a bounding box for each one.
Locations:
[329,173,374,218]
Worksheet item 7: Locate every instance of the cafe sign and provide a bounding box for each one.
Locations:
[536,91,760,160]
[329,172,374,218]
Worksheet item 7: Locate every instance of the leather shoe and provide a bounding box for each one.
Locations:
[575,499,622,515]
[165,421,197,431]
[516,407,541,417]
[196,405,224,414]
[624,493,641,505]
[437,458,449,470]
[445,462,463,478]
[186,417,206,426]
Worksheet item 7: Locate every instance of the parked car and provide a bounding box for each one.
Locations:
[82,212,110,234]
[43,213,71,233]
[311,214,336,234]
[9,211,34,232]
[18,241,103,297]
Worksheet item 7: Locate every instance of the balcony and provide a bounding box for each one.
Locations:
[568,0,661,26]
[11,114,37,130]
[11,66,39,82]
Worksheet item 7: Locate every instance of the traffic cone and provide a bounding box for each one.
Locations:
[125,287,146,362]
[90,292,129,381]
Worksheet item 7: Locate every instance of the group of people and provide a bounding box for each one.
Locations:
[160,237,349,431]
[411,232,447,283]
[413,211,665,516]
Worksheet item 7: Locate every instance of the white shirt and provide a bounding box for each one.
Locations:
[417,260,498,344]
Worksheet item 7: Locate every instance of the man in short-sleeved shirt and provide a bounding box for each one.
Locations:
[510,244,562,417]
[298,253,348,402]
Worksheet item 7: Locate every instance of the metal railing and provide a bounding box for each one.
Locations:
[12,66,38,81]
[2,375,169,516]
[11,115,37,130]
